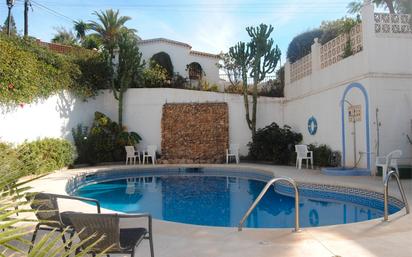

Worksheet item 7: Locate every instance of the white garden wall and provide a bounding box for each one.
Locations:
[0,89,283,156]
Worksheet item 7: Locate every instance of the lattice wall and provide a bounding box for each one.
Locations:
[374,13,412,34]
[321,24,363,69]
[290,53,312,83]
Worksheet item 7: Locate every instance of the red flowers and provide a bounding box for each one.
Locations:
[8,83,14,89]
[19,103,25,108]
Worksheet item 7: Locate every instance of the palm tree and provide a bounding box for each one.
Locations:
[347,0,403,14]
[73,20,89,41]
[88,9,136,126]
[88,9,132,59]
[51,27,77,46]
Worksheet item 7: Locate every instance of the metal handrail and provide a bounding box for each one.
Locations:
[238,177,301,232]
[383,170,410,221]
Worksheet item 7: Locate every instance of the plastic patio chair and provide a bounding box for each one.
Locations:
[143,145,157,165]
[376,149,402,181]
[226,144,240,164]
[66,212,154,257]
[295,144,313,170]
[27,193,101,253]
[125,146,140,165]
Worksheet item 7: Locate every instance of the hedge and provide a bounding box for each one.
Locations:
[0,35,109,107]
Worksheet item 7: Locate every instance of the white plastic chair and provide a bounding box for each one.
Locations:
[133,144,141,164]
[226,144,239,164]
[143,145,157,165]
[295,144,313,170]
[376,149,402,181]
[125,146,140,165]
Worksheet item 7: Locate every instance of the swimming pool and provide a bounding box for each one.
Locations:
[67,167,404,228]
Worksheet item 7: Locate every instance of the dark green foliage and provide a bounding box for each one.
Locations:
[1,15,17,35]
[17,138,75,175]
[287,17,360,63]
[150,52,174,78]
[170,74,188,88]
[72,112,142,164]
[248,123,302,164]
[307,144,340,167]
[71,124,90,164]
[70,49,111,96]
[287,29,323,63]
[259,66,284,97]
[81,34,102,49]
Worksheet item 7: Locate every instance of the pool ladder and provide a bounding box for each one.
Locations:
[238,177,301,232]
[383,170,410,221]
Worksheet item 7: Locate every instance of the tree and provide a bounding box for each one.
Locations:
[89,9,133,115]
[2,15,17,35]
[81,34,102,50]
[227,24,281,138]
[114,29,145,126]
[73,19,89,41]
[89,9,132,60]
[347,0,406,14]
[51,27,77,45]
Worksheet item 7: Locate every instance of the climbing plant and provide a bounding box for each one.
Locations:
[0,35,108,107]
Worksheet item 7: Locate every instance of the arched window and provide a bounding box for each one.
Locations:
[150,52,174,78]
[187,62,203,80]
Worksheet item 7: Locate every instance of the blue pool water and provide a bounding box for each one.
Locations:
[71,168,401,228]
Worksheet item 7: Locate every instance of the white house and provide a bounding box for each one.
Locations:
[137,38,221,86]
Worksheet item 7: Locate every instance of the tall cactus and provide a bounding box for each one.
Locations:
[227,24,281,137]
[247,24,281,137]
[229,42,252,131]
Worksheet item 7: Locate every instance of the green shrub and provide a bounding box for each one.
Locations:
[287,29,323,63]
[307,144,341,167]
[72,112,142,164]
[141,62,168,88]
[150,52,174,78]
[71,124,90,164]
[170,74,188,89]
[0,141,22,183]
[17,138,74,175]
[0,35,108,107]
[286,17,360,63]
[248,123,302,164]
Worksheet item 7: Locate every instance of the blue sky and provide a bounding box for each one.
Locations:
[1,0,355,61]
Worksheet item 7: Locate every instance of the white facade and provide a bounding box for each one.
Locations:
[283,3,412,171]
[137,38,221,85]
[0,89,283,156]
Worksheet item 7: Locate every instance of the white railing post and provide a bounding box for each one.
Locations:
[360,0,375,53]
[311,38,321,72]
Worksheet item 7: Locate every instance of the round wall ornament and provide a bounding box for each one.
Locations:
[308,116,318,135]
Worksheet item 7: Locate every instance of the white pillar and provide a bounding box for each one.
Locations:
[285,59,291,86]
[361,1,375,53]
[311,38,321,72]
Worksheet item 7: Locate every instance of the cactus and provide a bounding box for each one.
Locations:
[227,24,281,137]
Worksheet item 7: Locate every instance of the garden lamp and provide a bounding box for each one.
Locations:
[6,0,16,36]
